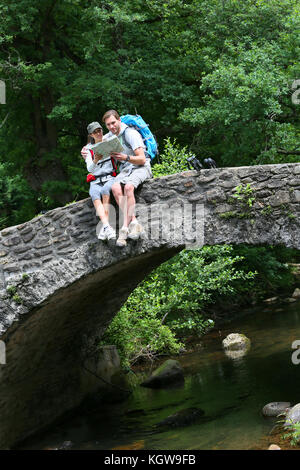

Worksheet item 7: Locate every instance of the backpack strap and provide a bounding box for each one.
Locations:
[121,126,131,151]
[122,126,150,158]
[110,156,118,176]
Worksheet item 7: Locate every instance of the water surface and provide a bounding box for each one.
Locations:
[18,300,300,450]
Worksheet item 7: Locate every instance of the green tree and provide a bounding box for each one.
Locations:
[178,0,300,166]
[0,0,299,227]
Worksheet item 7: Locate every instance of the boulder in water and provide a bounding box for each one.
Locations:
[262,402,291,417]
[263,297,278,303]
[268,444,281,450]
[156,407,205,429]
[222,333,251,351]
[222,333,251,359]
[141,359,184,388]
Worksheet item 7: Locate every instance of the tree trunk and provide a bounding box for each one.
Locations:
[24,93,72,205]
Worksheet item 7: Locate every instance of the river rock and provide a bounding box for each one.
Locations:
[285,403,300,428]
[262,402,291,417]
[263,297,278,303]
[58,441,73,450]
[140,359,184,388]
[292,288,300,299]
[285,298,297,303]
[222,333,251,352]
[222,333,251,359]
[268,444,281,450]
[155,407,205,429]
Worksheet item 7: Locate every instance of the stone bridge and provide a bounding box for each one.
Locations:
[0,163,299,448]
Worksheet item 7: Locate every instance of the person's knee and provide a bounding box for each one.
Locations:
[93,198,102,207]
[124,184,135,196]
[102,194,110,203]
[112,183,122,197]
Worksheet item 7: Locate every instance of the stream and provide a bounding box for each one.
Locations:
[17,299,300,450]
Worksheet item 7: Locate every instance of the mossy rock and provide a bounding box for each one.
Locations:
[141,359,184,389]
[155,407,205,429]
[222,333,251,352]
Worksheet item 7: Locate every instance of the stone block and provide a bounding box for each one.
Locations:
[2,236,21,247]
[292,190,300,203]
[206,189,226,203]
[269,191,290,207]
[21,231,35,243]
[267,179,286,189]
[293,166,300,174]
[34,238,52,249]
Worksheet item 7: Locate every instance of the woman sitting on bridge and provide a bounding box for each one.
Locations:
[81,122,117,241]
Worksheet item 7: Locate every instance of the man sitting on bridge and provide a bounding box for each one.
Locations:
[102,109,152,247]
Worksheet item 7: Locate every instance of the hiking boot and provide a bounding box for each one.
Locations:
[98,225,116,241]
[128,220,144,240]
[116,227,129,247]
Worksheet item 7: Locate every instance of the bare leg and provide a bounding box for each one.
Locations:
[124,184,136,226]
[93,198,108,225]
[102,194,110,220]
[112,183,129,227]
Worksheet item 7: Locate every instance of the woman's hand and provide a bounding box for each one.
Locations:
[81,146,90,160]
[94,153,103,163]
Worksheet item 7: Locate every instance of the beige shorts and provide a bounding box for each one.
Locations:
[114,165,152,188]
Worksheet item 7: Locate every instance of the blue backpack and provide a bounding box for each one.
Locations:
[120,114,158,161]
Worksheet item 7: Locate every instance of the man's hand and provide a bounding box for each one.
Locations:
[110,152,127,161]
[111,148,146,165]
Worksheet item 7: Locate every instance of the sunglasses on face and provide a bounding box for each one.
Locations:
[92,128,102,134]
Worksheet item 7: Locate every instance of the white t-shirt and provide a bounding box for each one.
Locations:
[82,134,115,184]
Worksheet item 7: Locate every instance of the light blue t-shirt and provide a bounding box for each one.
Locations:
[108,123,150,172]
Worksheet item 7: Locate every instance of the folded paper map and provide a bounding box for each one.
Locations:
[90,135,124,159]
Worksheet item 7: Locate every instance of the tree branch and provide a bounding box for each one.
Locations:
[277,148,300,155]
[0,112,10,129]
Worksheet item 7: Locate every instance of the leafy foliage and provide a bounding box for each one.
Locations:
[151,138,191,177]
[231,245,298,295]
[0,0,299,227]
[102,243,297,366]
[0,162,36,229]
[102,245,257,366]
[283,422,300,446]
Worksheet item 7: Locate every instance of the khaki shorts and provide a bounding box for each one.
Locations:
[114,165,152,188]
[89,178,115,201]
